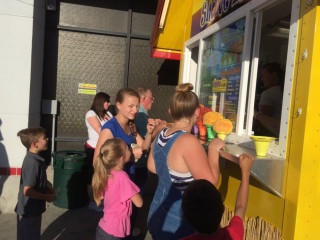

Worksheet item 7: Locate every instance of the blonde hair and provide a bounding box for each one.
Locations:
[169,83,199,121]
[17,127,46,150]
[92,138,127,206]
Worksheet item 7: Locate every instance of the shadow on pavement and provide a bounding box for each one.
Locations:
[41,206,102,240]
[0,118,9,211]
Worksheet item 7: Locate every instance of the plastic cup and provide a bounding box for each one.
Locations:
[249,136,276,157]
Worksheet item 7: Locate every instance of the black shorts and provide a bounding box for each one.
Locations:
[84,145,95,185]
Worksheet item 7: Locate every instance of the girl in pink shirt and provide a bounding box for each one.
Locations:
[92,138,143,240]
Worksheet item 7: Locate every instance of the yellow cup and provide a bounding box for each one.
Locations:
[216,132,227,141]
[249,136,276,157]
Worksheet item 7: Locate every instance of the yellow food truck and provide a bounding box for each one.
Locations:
[151,0,320,239]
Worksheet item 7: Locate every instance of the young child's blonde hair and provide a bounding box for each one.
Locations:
[17,127,46,150]
[92,138,127,206]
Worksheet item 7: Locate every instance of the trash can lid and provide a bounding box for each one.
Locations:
[52,150,86,160]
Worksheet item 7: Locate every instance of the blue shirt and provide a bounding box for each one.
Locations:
[135,105,149,138]
[135,105,150,168]
[101,117,135,146]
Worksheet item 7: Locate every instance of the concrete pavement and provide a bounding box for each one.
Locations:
[0,166,153,240]
[0,202,100,240]
[0,202,153,240]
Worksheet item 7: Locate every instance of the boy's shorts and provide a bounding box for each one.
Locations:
[17,214,41,240]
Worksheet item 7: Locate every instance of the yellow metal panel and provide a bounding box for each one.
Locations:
[283,1,320,239]
[175,0,320,238]
[192,0,206,15]
[220,163,285,229]
[155,0,193,52]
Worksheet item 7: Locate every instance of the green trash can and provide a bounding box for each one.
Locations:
[52,150,89,209]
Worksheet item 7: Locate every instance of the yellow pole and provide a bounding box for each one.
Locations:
[282,1,320,239]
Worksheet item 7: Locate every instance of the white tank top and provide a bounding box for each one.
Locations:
[85,110,113,148]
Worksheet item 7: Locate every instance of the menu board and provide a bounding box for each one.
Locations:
[199,17,245,129]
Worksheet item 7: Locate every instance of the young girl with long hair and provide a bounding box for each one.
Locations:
[93,88,156,179]
[92,138,143,240]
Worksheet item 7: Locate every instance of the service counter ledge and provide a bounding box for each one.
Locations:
[203,142,285,198]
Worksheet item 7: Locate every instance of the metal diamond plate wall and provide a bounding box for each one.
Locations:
[132,12,155,36]
[60,2,128,33]
[56,31,125,139]
[128,39,177,122]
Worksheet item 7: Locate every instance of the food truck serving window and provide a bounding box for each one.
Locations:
[182,0,299,160]
[182,0,300,197]
[199,18,246,131]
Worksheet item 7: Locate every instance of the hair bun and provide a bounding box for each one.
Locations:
[176,83,194,93]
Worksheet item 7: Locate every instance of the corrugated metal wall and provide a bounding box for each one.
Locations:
[128,39,176,120]
[56,31,126,138]
[42,0,179,151]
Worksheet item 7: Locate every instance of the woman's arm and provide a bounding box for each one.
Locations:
[179,135,223,186]
[87,116,102,133]
[93,129,113,165]
[147,142,156,174]
[207,138,225,186]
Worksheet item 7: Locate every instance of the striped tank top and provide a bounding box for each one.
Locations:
[157,128,194,191]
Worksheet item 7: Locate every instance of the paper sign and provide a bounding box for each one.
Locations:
[212,78,227,92]
[78,83,97,89]
[78,89,96,95]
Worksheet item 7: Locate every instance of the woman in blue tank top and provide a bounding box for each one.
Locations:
[94,88,156,179]
[147,83,225,240]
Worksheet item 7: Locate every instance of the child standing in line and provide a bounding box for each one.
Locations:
[180,153,254,240]
[15,127,57,240]
[92,138,143,240]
